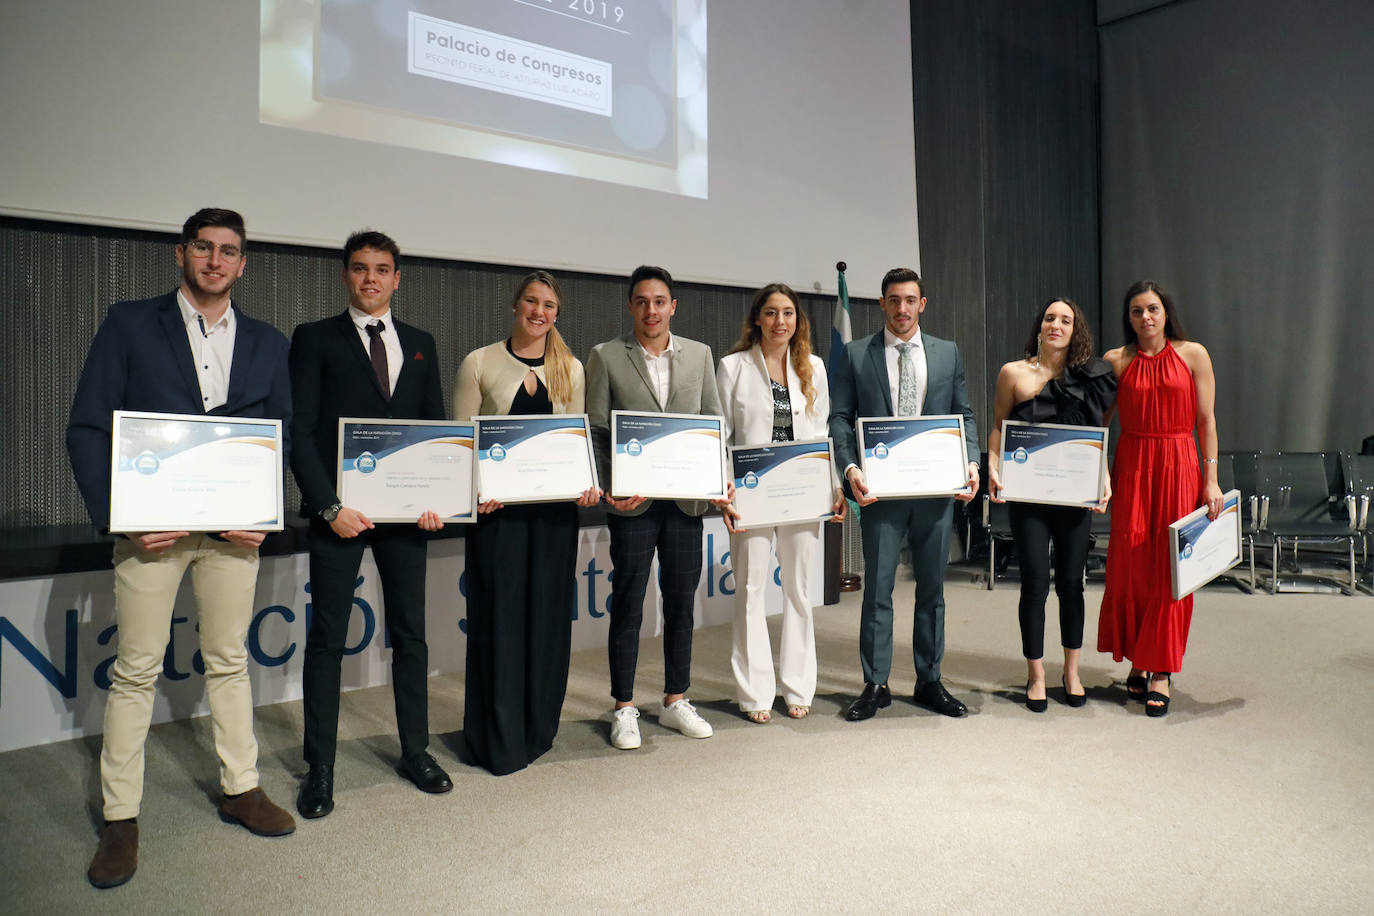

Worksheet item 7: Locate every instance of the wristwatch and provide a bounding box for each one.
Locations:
[320,503,343,523]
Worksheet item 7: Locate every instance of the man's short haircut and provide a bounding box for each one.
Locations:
[628,265,674,301]
[881,268,923,298]
[343,229,401,269]
[182,208,246,246]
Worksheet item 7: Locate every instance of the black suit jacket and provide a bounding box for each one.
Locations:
[289,311,445,516]
[66,291,292,530]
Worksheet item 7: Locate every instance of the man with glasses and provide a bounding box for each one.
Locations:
[68,208,296,889]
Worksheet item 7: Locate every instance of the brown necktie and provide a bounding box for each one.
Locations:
[366,321,390,399]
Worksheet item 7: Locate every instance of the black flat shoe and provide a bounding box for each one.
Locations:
[1025,682,1047,713]
[296,764,334,819]
[844,683,891,721]
[1062,675,1087,708]
[400,752,454,793]
[1125,673,1148,701]
[913,680,968,718]
[1145,675,1172,718]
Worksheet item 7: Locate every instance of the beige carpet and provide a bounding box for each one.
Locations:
[2,571,1372,914]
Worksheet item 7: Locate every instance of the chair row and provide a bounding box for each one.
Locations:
[976,451,1374,595]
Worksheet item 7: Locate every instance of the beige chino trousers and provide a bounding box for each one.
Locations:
[101,534,261,820]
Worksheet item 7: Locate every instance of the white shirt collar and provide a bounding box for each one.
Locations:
[348,305,392,330]
[177,289,234,333]
[884,326,922,349]
[637,332,674,360]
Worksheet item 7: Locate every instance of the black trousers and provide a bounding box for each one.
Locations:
[463,502,577,776]
[302,520,431,766]
[606,501,703,702]
[1007,502,1092,659]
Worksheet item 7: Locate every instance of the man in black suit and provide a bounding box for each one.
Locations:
[68,207,296,890]
[289,230,451,818]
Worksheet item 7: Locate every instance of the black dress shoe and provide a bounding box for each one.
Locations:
[844,683,892,721]
[913,680,968,718]
[399,752,453,794]
[297,764,334,819]
[1025,682,1048,713]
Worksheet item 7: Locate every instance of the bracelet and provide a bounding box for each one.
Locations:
[1203,458,1217,464]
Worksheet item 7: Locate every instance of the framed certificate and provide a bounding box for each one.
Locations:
[857,415,970,498]
[999,420,1109,508]
[474,414,598,504]
[729,438,835,529]
[1169,489,1243,600]
[610,411,728,501]
[337,418,475,524]
[109,410,284,532]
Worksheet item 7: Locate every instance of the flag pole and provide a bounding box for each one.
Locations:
[828,261,861,595]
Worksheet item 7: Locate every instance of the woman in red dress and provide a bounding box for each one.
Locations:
[1099,281,1223,717]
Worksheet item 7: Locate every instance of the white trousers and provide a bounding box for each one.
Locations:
[101,535,261,820]
[729,523,819,710]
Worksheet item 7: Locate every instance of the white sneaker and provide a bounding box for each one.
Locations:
[659,698,713,739]
[610,706,641,750]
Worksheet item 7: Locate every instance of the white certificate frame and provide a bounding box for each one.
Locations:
[729,438,835,529]
[1169,489,1243,600]
[474,414,598,505]
[109,410,284,533]
[337,418,475,524]
[857,415,970,499]
[610,410,728,501]
[999,420,1109,508]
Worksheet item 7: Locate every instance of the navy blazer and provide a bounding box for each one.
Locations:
[828,328,980,499]
[288,311,445,517]
[66,291,293,530]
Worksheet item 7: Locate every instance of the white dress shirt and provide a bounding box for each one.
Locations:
[638,333,674,409]
[349,306,403,394]
[177,289,236,411]
[884,326,927,415]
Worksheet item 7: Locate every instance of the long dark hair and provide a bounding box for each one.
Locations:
[727,282,818,412]
[1121,279,1187,345]
[1023,297,1094,368]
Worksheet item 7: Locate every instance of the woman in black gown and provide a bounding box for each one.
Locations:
[452,271,601,773]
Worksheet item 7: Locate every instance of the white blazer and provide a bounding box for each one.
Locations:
[716,346,830,446]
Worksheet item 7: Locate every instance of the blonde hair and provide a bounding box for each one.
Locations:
[512,270,575,410]
[727,282,817,412]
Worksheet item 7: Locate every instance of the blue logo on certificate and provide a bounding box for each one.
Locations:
[488,443,507,462]
[873,443,889,460]
[356,451,377,474]
[1013,448,1029,464]
[134,451,160,475]
[743,471,759,489]
[626,438,642,457]
[1182,542,1193,559]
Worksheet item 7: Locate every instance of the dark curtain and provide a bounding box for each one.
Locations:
[1100,0,1374,452]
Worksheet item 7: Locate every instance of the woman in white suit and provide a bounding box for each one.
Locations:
[717,283,845,722]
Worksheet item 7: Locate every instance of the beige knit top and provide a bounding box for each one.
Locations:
[452,339,586,419]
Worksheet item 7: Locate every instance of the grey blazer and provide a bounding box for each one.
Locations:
[585,333,723,517]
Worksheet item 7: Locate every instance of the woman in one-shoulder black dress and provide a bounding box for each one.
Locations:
[988,299,1116,712]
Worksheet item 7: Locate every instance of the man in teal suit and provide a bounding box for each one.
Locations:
[828,268,980,721]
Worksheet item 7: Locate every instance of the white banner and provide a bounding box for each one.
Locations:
[0,519,823,752]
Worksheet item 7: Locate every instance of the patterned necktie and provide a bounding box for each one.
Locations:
[366,321,390,399]
[896,341,919,415]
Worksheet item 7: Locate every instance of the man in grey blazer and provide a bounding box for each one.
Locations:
[586,265,723,749]
[828,268,980,721]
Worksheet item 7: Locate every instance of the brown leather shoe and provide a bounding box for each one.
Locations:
[88,819,138,888]
[219,788,296,837]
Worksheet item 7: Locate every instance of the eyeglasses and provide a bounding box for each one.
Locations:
[184,239,243,261]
